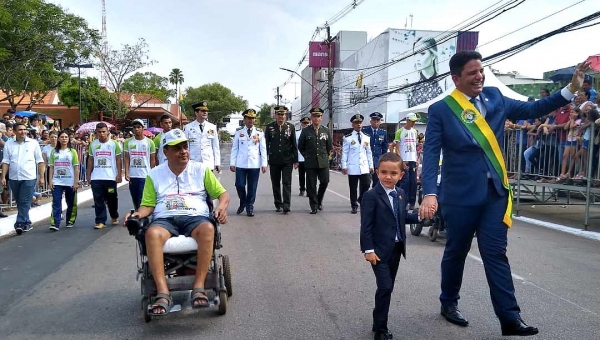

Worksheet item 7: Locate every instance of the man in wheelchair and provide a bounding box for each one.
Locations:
[125,128,230,316]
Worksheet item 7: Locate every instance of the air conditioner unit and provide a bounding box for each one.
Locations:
[316,69,328,82]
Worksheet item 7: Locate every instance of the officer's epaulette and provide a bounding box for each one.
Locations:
[256,128,263,132]
[363,132,371,137]
[344,132,352,137]
[236,126,243,131]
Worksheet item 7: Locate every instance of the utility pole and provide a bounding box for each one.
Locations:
[326,25,334,137]
[276,87,280,106]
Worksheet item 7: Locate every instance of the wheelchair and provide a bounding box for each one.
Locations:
[409,181,446,242]
[125,200,232,322]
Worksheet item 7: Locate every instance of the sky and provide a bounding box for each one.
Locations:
[49,0,600,108]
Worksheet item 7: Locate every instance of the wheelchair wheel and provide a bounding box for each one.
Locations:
[223,255,232,297]
[428,226,438,242]
[410,223,423,236]
[142,297,152,323]
[217,291,227,315]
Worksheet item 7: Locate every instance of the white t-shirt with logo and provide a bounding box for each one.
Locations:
[124,137,156,178]
[88,139,122,181]
[49,148,79,186]
[141,161,226,219]
[395,127,418,162]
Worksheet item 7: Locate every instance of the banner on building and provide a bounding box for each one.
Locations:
[309,42,334,68]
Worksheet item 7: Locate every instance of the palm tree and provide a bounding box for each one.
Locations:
[169,68,184,103]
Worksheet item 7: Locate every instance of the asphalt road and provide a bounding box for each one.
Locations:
[0,154,599,339]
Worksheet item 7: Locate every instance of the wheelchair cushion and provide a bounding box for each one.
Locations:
[163,235,198,254]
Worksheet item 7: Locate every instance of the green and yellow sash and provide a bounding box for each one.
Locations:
[443,89,513,227]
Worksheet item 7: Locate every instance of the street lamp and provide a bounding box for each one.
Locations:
[280,67,332,135]
[64,62,94,124]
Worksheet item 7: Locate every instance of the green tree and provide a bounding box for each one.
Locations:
[0,0,100,109]
[256,103,275,128]
[183,83,247,124]
[121,72,174,103]
[169,68,184,103]
[58,77,125,120]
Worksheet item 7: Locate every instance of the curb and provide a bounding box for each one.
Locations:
[0,181,129,238]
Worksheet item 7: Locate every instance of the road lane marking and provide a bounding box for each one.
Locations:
[467,253,599,318]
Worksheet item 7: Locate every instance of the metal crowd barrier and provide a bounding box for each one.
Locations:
[505,122,600,229]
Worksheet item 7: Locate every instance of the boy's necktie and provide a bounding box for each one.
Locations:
[389,191,401,241]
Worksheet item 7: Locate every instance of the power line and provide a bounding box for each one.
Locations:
[275,0,368,90]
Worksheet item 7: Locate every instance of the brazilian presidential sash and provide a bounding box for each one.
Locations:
[443,89,513,228]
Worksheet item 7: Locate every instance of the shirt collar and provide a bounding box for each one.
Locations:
[382,185,396,195]
[459,90,479,102]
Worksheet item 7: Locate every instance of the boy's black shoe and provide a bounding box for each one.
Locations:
[15,226,23,235]
[310,209,317,214]
[351,207,358,214]
[374,329,393,340]
[236,206,245,214]
[23,225,33,232]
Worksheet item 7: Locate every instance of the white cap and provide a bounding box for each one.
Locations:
[406,113,418,122]
[162,128,188,146]
[131,119,145,128]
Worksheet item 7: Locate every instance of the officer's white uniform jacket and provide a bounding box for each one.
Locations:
[231,126,267,169]
[341,130,374,175]
[183,120,220,169]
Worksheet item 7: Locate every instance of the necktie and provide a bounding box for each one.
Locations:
[357,132,361,144]
[200,124,204,133]
[247,128,252,137]
[389,191,401,241]
[470,97,483,117]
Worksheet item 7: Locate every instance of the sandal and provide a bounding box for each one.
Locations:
[149,293,172,316]
[191,288,210,308]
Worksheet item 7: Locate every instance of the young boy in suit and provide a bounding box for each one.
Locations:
[360,152,420,340]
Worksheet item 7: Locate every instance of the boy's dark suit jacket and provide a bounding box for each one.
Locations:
[360,184,419,261]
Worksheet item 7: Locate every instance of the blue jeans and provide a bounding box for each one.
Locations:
[9,179,36,228]
[50,185,77,227]
[235,168,260,211]
[128,177,145,211]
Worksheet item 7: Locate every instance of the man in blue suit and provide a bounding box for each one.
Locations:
[419,50,590,336]
[362,112,389,188]
[361,152,420,340]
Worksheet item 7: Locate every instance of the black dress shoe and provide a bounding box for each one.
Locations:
[351,207,358,214]
[299,190,305,196]
[247,210,254,217]
[310,209,318,214]
[373,329,393,340]
[236,206,245,214]
[283,208,290,214]
[441,306,469,327]
[0,211,7,218]
[317,204,323,211]
[501,318,538,336]
[275,207,282,212]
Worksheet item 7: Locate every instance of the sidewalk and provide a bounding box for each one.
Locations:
[0,181,129,238]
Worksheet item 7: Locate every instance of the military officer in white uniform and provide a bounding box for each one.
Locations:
[184,101,221,172]
[341,114,374,214]
[230,109,267,217]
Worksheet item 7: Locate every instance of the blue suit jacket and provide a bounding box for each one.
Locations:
[362,126,388,168]
[360,184,419,261]
[422,87,570,206]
